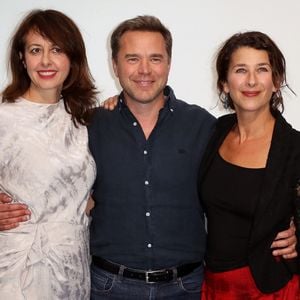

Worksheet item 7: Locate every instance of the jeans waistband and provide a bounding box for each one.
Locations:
[92,256,202,283]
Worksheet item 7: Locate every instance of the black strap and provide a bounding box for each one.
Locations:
[92,256,201,283]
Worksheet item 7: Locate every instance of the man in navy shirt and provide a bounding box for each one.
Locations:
[88,16,215,299]
[0,15,297,300]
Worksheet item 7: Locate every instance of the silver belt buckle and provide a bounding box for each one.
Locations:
[145,269,167,284]
[145,271,152,284]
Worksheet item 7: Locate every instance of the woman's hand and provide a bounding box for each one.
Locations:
[0,193,31,230]
[100,95,119,110]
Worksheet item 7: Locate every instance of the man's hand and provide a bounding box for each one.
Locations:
[0,193,31,230]
[271,221,297,259]
[85,196,94,216]
[100,95,118,110]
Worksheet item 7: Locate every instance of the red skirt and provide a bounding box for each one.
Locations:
[201,266,300,300]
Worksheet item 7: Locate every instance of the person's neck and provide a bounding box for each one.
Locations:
[234,110,275,144]
[126,97,165,140]
[23,88,61,104]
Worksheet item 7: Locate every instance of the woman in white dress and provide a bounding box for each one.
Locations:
[0,9,97,299]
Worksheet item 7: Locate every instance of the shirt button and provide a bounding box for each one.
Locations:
[143,150,148,155]
[146,212,150,217]
[147,243,152,248]
[133,122,137,126]
[170,108,174,112]
[145,180,149,185]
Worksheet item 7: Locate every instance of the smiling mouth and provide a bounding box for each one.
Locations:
[242,91,260,97]
[134,80,154,87]
[38,71,57,77]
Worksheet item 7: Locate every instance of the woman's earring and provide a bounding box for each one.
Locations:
[220,92,230,109]
[271,90,281,108]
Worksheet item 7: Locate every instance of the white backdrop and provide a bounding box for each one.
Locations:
[1,0,299,128]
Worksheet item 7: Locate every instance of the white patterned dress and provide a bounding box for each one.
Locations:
[0,98,96,299]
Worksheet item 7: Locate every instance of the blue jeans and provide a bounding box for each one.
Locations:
[90,263,204,299]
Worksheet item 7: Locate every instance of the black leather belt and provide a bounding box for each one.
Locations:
[92,256,201,283]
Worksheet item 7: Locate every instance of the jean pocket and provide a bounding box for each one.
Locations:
[178,265,203,293]
[91,265,116,294]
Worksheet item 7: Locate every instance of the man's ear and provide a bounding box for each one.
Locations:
[112,59,118,77]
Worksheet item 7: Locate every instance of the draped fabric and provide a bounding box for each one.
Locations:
[0,98,96,299]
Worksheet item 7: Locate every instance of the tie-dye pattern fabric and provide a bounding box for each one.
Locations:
[0,98,96,299]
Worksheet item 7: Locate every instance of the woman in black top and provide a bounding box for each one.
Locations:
[200,31,300,299]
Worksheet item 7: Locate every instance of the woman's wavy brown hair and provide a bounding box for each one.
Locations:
[216,31,288,114]
[2,9,98,125]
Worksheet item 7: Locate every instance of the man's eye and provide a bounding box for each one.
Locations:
[128,58,138,63]
[152,58,161,64]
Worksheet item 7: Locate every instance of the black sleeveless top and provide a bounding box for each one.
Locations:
[201,152,265,272]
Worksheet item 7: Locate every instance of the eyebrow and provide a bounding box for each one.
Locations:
[257,63,271,67]
[124,53,165,58]
[233,62,271,68]
[150,54,164,58]
[26,43,41,47]
[26,41,57,48]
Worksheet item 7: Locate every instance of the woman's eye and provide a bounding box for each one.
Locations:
[257,67,269,72]
[235,68,246,73]
[30,48,41,54]
[52,47,62,53]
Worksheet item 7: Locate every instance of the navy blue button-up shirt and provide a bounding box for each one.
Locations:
[88,86,216,269]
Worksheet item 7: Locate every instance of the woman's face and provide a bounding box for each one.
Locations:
[22,30,71,103]
[223,46,276,114]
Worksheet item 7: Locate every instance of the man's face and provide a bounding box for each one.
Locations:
[112,30,170,107]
